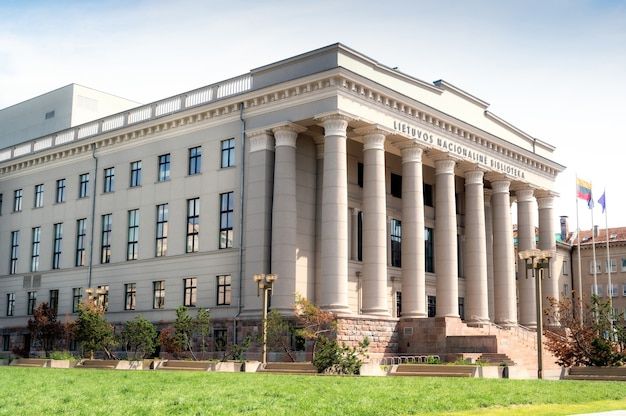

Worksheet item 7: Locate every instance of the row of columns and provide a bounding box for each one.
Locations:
[255,115,556,327]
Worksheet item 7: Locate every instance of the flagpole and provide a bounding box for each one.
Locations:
[591,192,597,301]
[603,189,612,315]
[575,176,583,325]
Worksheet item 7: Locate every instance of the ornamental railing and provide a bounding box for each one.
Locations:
[0,73,252,163]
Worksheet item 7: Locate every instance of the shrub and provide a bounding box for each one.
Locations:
[313,335,370,375]
[66,300,116,359]
[27,302,66,356]
[119,315,158,359]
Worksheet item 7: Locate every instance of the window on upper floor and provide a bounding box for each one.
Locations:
[158,154,170,181]
[184,277,197,307]
[189,146,202,175]
[390,173,402,198]
[219,192,234,249]
[31,227,41,272]
[156,204,168,257]
[217,275,231,306]
[423,183,434,207]
[221,138,235,168]
[56,179,66,203]
[10,231,19,275]
[101,214,112,264]
[125,283,136,311]
[186,198,200,253]
[127,210,139,261]
[103,167,115,193]
[79,174,89,198]
[390,219,401,267]
[130,161,142,187]
[34,184,44,208]
[14,189,23,212]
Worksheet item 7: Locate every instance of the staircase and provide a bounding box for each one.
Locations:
[476,353,515,366]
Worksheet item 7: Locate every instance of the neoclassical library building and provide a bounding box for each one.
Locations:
[0,44,566,359]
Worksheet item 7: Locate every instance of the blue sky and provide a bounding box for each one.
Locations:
[1,0,625,230]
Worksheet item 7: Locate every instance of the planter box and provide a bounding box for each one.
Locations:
[49,359,78,368]
[475,366,500,378]
[115,361,144,370]
[0,359,10,366]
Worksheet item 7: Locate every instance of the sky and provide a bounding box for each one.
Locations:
[1,0,625,231]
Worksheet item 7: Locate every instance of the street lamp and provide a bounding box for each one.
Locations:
[253,273,278,364]
[518,248,553,380]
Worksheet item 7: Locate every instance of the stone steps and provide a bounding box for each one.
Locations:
[476,353,515,366]
[257,362,317,375]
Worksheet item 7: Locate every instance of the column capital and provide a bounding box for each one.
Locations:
[464,170,484,186]
[246,129,274,153]
[515,188,535,203]
[316,113,355,136]
[398,143,426,163]
[272,123,306,148]
[434,157,456,174]
[490,180,511,194]
[537,194,556,210]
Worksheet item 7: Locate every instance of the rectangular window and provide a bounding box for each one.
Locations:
[101,214,112,264]
[156,204,168,257]
[423,183,434,207]
[188,146,202,175]
[427,295,436,317]
[591,284,603,297]
[214,329,227,351]
[390,173,402,199]
[79,173,89,198]
[127,209,139,260]
[622,259,626,272]
[608,283,618,298]
[49,290,59,313]
[103,167,115,193]
[221,138,235,168]
[31,227,41,272]
[187,198,200,253]
[562,260,568,275]
[125,283,136,310]
[623,283,626,297]
[52,223,63,269]
[34,184,44,208]
[98,285,109,311]
[76,218,87,266]
[458,297,465,320]
[72,288,82,313]
[184,277,197,307]
[390,219,401,267]
[56,179,66,203]
[396,291,402,318]
[0,193,3,215]
[219,192,234,249]
[357,162,364,188]
[357,211,363,261]
[10,231,19,274]
[130,161,142,187]
[153,281,165,309]
[563,284,570,298]
[14,189,23,212]
[6,293,15,316]
[425,227,435,273]
[217,275,231,305]
[158,154,170,181]
[27,291,37,315]
[590,260,601,274]
[606,259,617,273]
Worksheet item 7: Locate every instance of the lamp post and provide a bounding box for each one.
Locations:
[253,273,278,364]
[518,248,553,380]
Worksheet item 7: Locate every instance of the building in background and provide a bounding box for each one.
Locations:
[0,44,566,361]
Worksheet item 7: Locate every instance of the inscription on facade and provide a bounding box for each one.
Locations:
[393,121,525,179]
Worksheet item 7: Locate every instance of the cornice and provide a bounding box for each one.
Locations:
[0,67,563,182]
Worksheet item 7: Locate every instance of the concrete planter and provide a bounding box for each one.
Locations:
[0,359,11,366]
[115,360,144,370]
[49,359,78,368]
[242,361,261,373]
[213,361,242,372]
[475,366,500,378]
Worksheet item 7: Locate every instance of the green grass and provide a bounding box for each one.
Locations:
[0,367,625,415]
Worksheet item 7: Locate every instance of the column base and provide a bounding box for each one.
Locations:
[361,307,390,317]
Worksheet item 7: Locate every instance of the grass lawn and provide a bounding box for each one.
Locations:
[0,367,625,415]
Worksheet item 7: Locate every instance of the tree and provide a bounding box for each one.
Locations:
[292,293,369,374]
[27,302,65,356]
[160,305,211,360]
[544,292,626,367]
[264,308,297,362]
[293,293,337,356]
[66,300,116,359]
[119,315,158,359]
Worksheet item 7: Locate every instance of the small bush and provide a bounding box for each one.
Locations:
[49,351,76,361]
[425,356,441,364]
